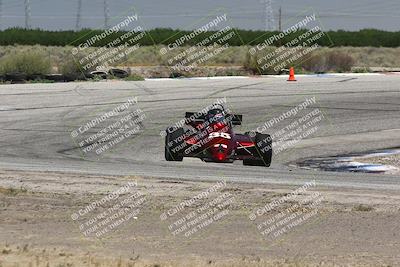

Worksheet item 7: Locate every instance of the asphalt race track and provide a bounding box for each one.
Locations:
[0,74,399,190]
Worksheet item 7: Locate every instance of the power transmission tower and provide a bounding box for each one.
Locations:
[76,0,82,31]
[25,0,31,29]
[103,0,110,29]
[261,0,275,31]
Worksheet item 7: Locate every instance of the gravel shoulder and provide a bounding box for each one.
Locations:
[0,170,400,267]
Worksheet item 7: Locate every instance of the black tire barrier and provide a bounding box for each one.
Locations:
[108,68,129,78]
[63,75,77,82]
[90,71,108,79]
[1,71,134,83]
[44,74,66,82]
[85,73,94,79]
[5,72,27,83]
[27,74,45,81]
[67,73,88,81]
[170,72,184,78]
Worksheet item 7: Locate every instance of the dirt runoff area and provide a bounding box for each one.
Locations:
[0,170,400,267]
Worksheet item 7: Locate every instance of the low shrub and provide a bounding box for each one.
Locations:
[0,52,51,76]
[302,50,355,73]
[60,58,86,81]
[124,73,145,81]
[326,51,355,72]
[301,52,328,73]
[243,47,281,75]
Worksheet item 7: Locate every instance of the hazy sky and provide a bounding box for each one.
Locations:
[0,0,399,31]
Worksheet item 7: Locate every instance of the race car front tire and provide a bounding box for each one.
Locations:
[243,133,272,167]
[255,133,272,167]
[165,127,184,161]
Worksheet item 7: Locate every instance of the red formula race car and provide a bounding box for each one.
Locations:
[164,105,272,167]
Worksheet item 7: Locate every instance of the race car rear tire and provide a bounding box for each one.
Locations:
[165,127,184,161]
[255,133,272,167]
[243,158,265,166]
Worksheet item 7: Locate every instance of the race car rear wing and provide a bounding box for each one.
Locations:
[185,112,242,125]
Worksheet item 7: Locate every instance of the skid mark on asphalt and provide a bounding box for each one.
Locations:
[337,78,358,83]
[325,100,400,106]
[134,83,156,95]
[0,89,75,96]
[1,128,71,133]
[270,104,400,112]
[2,89,399,112]
[204,82,266,98]
[0,100,139,112]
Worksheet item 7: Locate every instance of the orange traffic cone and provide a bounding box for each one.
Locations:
[287,67,297,81]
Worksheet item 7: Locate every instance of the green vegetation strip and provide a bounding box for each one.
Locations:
[1,28,400,47]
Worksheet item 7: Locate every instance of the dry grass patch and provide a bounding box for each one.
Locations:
[352,204,374,212]
[0,186,28,196]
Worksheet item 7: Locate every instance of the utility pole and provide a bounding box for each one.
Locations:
[278,6,282,32]
[76,0,82,31]
[25,0,31,29]
[261,0,275,31]
[0,0,3,30]
[103,0,109,29]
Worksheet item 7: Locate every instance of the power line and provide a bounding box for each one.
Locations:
[75,0,82,30]
[324,1,398,15]
[24,0,31,29]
